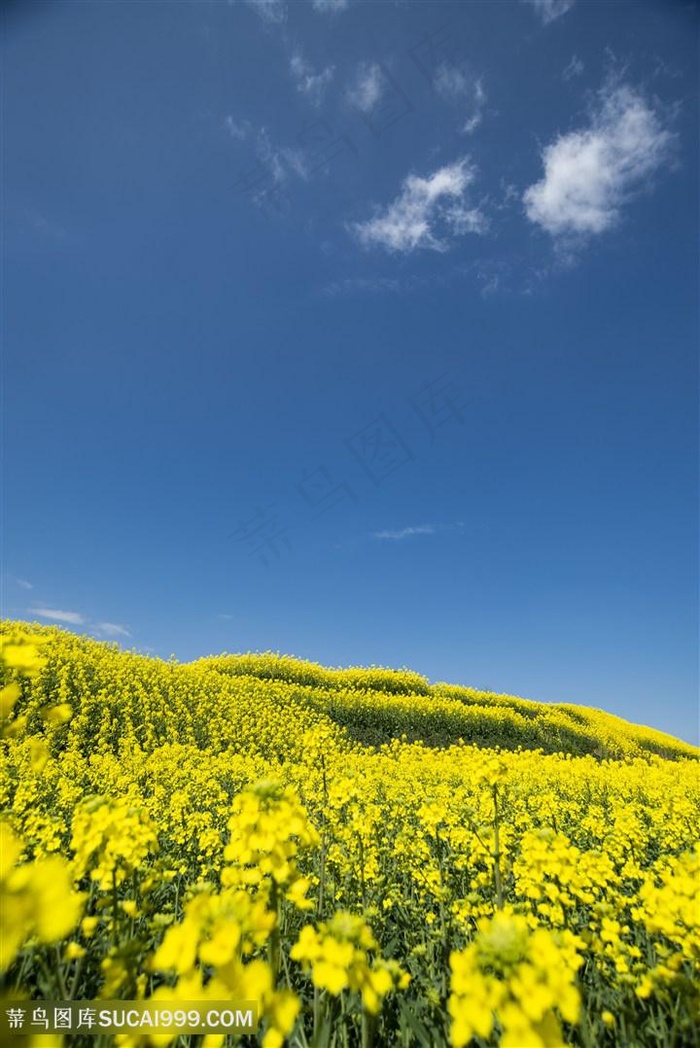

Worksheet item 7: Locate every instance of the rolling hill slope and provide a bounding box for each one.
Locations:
[3,621,692,762]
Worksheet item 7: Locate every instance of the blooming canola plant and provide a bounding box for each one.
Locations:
[1,622,698,1047]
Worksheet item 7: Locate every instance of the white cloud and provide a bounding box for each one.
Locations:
[374,525,436,541]
[473,260,505,296]
[352,158,487,253]
[29,607,84,625]
[323,276,403,297]
[523,84,673,241]
[433,65,486,134]
[254,127,308,184]
[373,522,465,541]
[498,181,520,209]
[526,0,575,24]
[22,208,66,243]
[245,0,287,23]
[321,265,475,297]
[290,53,335,107]
[95,622,132,639]
[312,0,348,12]
[257,130,287,184]
[462,84,486,134]
[224,116,251,140]
[16,578,33,590]
[434,65,470,100]
[562,55,584,81]
[230,126,307,214]
[347,62,384,114]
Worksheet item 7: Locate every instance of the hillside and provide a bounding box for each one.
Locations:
[1,620,699,1048]
[196,652,698,761]
[2,621,696,763]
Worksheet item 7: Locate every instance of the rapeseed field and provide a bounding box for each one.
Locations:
[1,620,698,1047]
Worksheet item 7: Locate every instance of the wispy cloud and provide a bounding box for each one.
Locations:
[321,265,473,297]
[95,622,132,639]
[290,53,335,107]
[433,65,486,134]
[26,209,67,242]
[312,0,348,12]
[472,258,508,296]
[526,0,575,25]
[323,275,404,297]
[523,83,674,244]
[29,607,84,625]
[373,522,465,541]
[224,115,251,140]
[351,158,487,253]
[225,120,308,215]
[25,605,134,641]
[245,0,287,24]
[463,83,486,135]
[253,126,308,184]
[346,62,385,114]
[374,525,437,541]
[16,578,33,590]
[563,55,584,81]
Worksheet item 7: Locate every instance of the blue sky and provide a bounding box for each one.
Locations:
[3,0,698,744]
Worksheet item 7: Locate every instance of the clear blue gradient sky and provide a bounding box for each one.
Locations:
[3,0,698,744]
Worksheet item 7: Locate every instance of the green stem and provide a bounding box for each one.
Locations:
[434,831,449,997]
[53,945,68,999]
[361,1009,375,1048]
[492,784,503,911]
[319,753,328,920]
[35,953,57,998]
[668,987,683,1048]
[358,836,366,913]
[69,952,87,1000]
[13,948,32,991]
[111,868,121,949]
[268,880,280,989]
[314,984,320,1043]
[577,1002,595,1048]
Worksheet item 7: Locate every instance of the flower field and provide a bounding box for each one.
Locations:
[1,620,698,1047]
